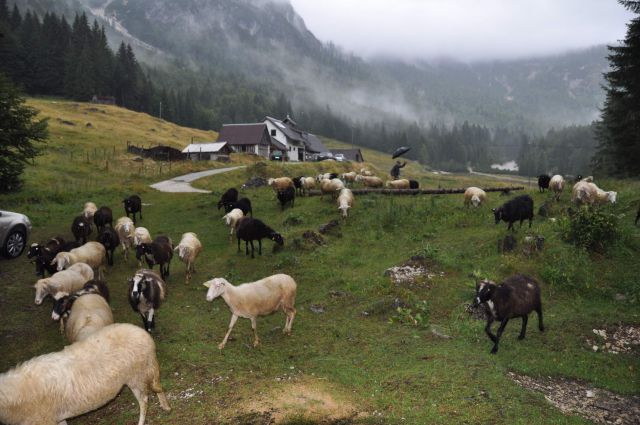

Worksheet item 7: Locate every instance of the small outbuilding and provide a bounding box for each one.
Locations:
[330,148,365,162]
[182,142,233,161]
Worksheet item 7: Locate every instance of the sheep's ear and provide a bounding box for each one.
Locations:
[203,281,212,288]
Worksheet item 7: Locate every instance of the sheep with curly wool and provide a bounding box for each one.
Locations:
[337,188,354,219]
[203,273,297,349]
[115,216,136,262]
[464,187,487,208]
[51,241,106,279]
[34,262,94,305]
[174,232,203,284]
[0,323,171,425]
[549,175,565,201]
[223,208,244,241]
[572,181,617,206]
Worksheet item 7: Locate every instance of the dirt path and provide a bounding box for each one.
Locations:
[467,167,532,185]
[149,166,246,193]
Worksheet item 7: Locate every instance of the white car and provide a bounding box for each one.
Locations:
[334,153,346,162]
[0,210,32,259]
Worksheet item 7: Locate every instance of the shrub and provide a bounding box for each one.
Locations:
[561,208,619,252]
[389,300,429,328]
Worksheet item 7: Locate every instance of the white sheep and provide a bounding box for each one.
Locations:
[549,175,565,201]
[51,242,106,279]
[464,187,487,208]
[356,175,383,188]
[83,201,97,219]
[59,294,114,343]
[572,181,617,206]
[341,171,357,184]
[268,177,294,192]
[301,176,316,195]
[174,232,203,284]
[337,188,354,218]
[359,168,373,176]
[115,216,136,261]
[134,226,152,266]
[222,208,244,241]
[34,262,94,305]
[386,179,410,189]
[203,273,297,349]
[0,323,171,425]
[320,178,345,199]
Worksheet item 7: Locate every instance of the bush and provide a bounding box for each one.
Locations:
[561,208,619,252]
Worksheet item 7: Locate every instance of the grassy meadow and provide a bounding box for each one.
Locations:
[0,99,639,424]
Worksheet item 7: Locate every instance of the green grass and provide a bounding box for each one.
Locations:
[0,99,639,424]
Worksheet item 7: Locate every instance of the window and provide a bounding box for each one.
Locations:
[271,129,276,136]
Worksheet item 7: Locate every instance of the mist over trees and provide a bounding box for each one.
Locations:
[595,0,640,177]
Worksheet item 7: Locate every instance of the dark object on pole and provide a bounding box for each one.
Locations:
[392,146,411,159]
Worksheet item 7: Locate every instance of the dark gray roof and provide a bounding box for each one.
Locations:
[218,123,270,146]
[264,116,327,153]
[304,133,328,153]
[264,116,305,144]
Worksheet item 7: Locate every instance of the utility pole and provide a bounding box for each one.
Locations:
[159,102,162,120]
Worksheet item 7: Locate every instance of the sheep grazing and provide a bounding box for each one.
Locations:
[268,177,295,192]
[409,179,419,189]
[341,171,357,185]
[300,176,316,195]
[115,216,136,262]
[137,235,173,280]
[51,241,106,279]
[28,236,65,277]
[493,195,534,231]
[0,323,171,425]
[174,232,203,284]
[223,208,244,241]
[227,197,253,216]
[93,206,113,232]
[474,274,544,354]
[56,293,114,343]
[97,226,120,266]
[33,262,94,305]
[217,188,239,211]
[71,214,93,244]
[386,179,410,189]
[537,174,551,193]
[464,187,487,208]
[83,201,97,219]
[549,174,565,201]
[571,181,617,206]
[359,168,373,176]
[277,186,296,210]
[337,188,354,219]
[203,273,297,349]
[320,178,345,199]
[355,175,383,188]
[123,194,142,224]
[128,269,167,332]
[236,217,284,258]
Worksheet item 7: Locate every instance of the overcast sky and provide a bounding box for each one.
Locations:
[288,0,634,62]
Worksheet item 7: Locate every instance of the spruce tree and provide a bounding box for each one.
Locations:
[595,0,640,176]
[0,73,48,192]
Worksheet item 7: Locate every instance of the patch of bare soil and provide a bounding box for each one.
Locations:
[509,372,640,425]
[586,325,640,354]
[237,379,365,424]
[383,255,444,288]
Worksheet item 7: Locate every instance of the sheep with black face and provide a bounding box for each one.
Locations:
[492,195,534,231]
[474,274,544,354]
[236,217,284,258]
[123,195,142,224]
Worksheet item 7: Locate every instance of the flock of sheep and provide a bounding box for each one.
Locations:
[0,165,626,425]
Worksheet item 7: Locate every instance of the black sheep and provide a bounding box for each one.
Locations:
[123,195,142,224]
[292,176,304,196]
[217,188,239,211]
[277,187,295,210]
[97,226,120,266]
[493,195,534,231]
[474,274,544,354]
[225,197,253,216]
[236,217,284,258]
[93,206,113,232]
[28,236,65,277]
[537,174,551,193]
[137,235,173,280]
[71,215,92,244]
[409,180,419,189]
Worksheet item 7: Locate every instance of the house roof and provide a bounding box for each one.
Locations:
[303,133,328,153]
[264,116,305,144]
[330,148,365,162]
[182,142,229,154]
[264,116,327,152]
[218,123,271,146]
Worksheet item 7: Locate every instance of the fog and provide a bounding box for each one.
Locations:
[289,0,634,62]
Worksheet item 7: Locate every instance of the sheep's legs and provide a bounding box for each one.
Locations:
[536,306,544,331]
[251,317,260,347]
[150,363,171,412]
[219,314,239,349]
[284,307,296,334]
[484,318,497,343]
[129,386,148,425]
[491,318,509,354]
[518,315,528,340]
[258,239,262,256]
